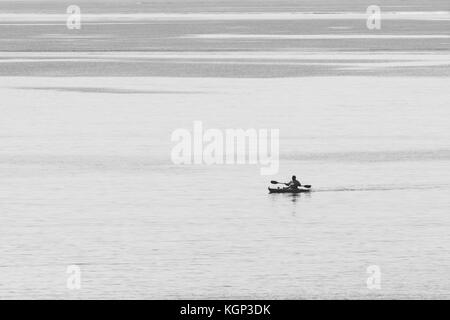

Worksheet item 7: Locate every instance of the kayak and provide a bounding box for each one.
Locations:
[268,187,311,194]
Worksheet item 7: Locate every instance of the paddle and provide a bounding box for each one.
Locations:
[270,181,311,188]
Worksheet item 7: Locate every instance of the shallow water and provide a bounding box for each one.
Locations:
[1,0,449,76]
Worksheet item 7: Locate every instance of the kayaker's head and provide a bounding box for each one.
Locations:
[292,175,297,181]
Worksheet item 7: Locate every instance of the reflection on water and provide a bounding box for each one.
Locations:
[269,191,312,202]
[269,192,312,216]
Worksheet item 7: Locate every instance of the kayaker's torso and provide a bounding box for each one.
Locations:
[287,179,301,188]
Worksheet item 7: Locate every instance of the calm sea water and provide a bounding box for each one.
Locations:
[1,76,449,299]
[0,0,449,299]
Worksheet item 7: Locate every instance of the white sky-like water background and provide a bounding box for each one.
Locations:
[0,0,449,299]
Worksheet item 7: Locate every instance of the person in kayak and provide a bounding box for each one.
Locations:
[285,176,302,190]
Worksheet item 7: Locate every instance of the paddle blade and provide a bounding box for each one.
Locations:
[270,180,279,184]
[303,185,311,188]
